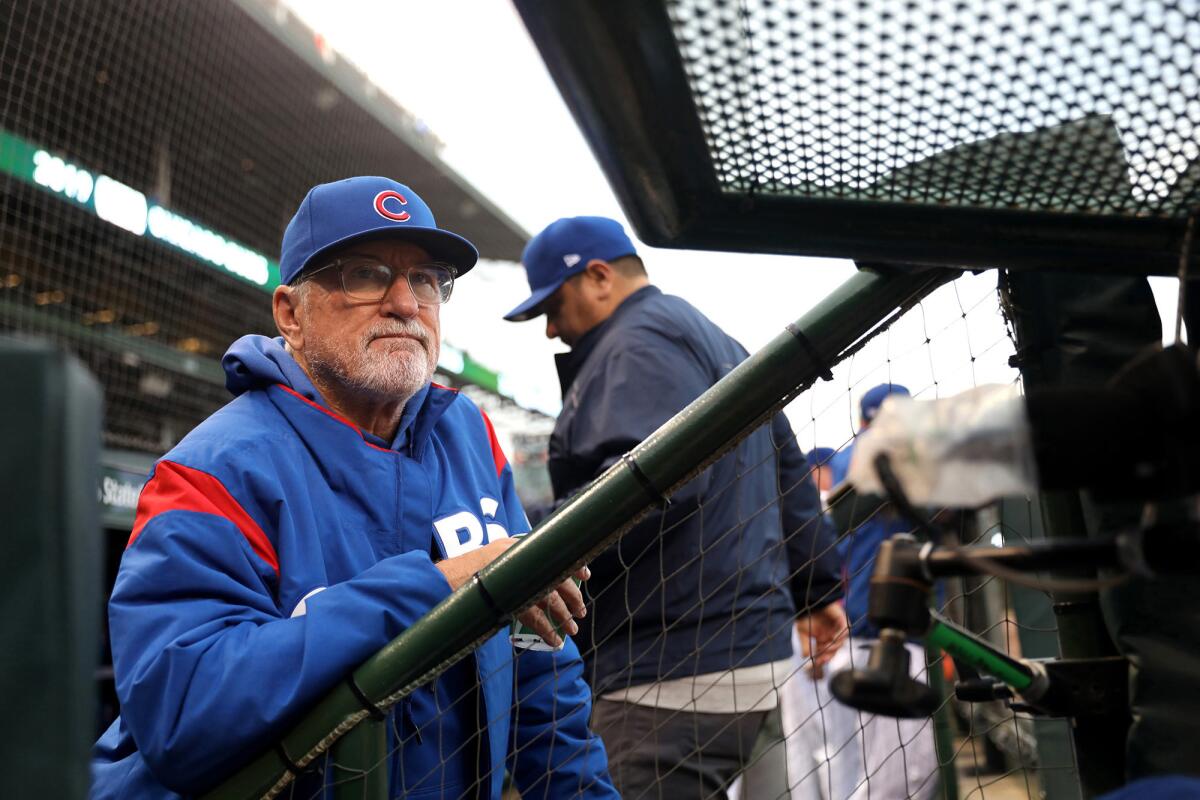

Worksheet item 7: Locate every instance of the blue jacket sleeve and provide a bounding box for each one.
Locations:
[772,413,844,611]
[509,641,618,799]
[110,504,453,794]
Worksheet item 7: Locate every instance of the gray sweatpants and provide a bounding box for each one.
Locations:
[591,698,786,799]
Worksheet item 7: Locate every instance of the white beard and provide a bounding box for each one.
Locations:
[306,318,438,406]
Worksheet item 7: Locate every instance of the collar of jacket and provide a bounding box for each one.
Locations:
[269,379,460,459]
[554,284,661,397]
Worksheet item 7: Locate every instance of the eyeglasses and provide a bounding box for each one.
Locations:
[298,258,456,305]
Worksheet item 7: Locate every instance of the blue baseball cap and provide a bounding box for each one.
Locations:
[860,383,911,423]
[504,216,637,321]
[807,446,837,466]
[279,176,478,285]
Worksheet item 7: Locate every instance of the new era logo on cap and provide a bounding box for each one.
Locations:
[563,254,581,268]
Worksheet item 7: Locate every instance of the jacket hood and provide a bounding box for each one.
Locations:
[223,335,322,402]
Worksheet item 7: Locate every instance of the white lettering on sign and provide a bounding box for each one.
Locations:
[32,150,94,204]
[93,175,148,236]
[98,476,141,510]
[27,149,273,288]
[433,498,510,558]
[147,205,270,286]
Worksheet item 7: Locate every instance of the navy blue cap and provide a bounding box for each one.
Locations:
[279,176,478,285]
[860,383,911,422]
[504,216,637,321]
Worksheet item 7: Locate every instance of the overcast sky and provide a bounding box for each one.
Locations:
[277,0,1181,444]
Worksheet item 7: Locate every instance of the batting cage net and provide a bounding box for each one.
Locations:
[759,272,1065,800]
[0,0,524,456]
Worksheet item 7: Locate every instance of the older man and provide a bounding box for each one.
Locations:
[90,177,616,799]
[505,216,846,799]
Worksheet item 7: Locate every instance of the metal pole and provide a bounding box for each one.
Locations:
[925,643,960,800]
[998,496,1084,800]
[924,539,1121,578]
[204,266,954,800]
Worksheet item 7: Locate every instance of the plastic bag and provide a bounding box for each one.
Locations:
[844,384,1037,507]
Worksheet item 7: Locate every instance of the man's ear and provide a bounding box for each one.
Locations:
[273,285,305,351]
[584,259,614,296]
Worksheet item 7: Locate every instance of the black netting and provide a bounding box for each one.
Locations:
[668,0,1200,217]
[760,272,1060,800]
[277,273,1065,800]
[0,0,521,455]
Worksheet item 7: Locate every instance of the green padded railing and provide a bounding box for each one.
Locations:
[204,265,955,799]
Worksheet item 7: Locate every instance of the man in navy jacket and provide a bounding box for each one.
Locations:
[504,216,846,797]
[90,178,616,799]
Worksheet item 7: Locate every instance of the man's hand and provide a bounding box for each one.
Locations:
[435,538,590,649]
[796,602,849,679]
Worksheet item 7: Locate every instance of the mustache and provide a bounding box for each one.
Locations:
[364,319,431,346]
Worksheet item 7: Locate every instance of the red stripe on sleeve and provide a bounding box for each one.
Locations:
[128,460,280,577]
[480,411,508,477]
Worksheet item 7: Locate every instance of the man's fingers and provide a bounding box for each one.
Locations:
[518,607,562,648]
[807,640,838,680]
[798,606,849,681]
[813,631,843,659]
[541,591,578,636]
[514,576,587,648]
[556,577,586,619]
[796,620,813,657]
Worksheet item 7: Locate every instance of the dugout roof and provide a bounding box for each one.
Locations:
[3,0,527,262]
[515,0,1200,275]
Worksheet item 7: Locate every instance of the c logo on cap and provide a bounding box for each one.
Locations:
[373,190,411,222]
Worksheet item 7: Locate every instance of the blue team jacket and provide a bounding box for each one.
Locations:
[90,335,615,799]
